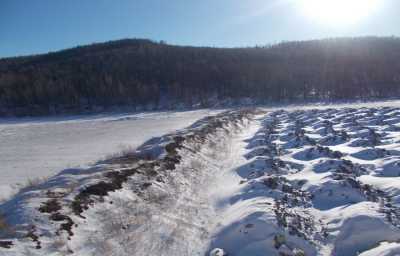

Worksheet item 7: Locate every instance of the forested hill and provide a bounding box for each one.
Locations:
[1,37,400,116]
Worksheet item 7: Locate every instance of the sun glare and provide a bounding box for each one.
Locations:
[300,0,381,26]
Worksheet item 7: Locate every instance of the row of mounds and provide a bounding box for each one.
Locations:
[208,110,315,256]
[332,159,367,177]
[256,113,316,255]
[348,127,383,147]
[290,108,400,230]
[292,108,392,148]
[318,130,349,146]
[270,112,331,246]
[280,114,318,149]
[293,146,343,161]
[253,110,388,245]
[261,155,323,243]
[316,119,400,230]
[351,148,396,161]
[242,113,325,249]
[328,170,387,203]
[331,168,400,228]
[294,109,400,216]
[245,108,400,255]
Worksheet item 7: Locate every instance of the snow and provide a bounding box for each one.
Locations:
[206,105,400,255]
[359,242,400,256]
[2,101,400,255]
[0,110,220,201]
[209,248,225,256]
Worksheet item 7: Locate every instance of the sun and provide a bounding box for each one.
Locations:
[300,0,381,27]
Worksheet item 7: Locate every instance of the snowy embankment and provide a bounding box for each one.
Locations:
[0,110,220,201]
[0,109,254,255]
[2,104,400,255]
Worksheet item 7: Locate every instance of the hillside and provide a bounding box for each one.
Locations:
[1,37,400,116]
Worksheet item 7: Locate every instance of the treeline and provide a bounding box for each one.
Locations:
[0,37,400,116]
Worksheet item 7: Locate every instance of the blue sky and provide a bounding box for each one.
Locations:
[1,0,399,58]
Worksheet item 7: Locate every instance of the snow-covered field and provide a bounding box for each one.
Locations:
[207,106,400,255]
[0,110,220,200]
[2,102,400,256]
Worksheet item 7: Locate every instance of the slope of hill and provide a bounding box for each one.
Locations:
[0,37,400,116]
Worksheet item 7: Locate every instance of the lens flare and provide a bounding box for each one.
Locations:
[300,0,381,26]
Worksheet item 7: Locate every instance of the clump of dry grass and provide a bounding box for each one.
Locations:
[16,176,48,194]
[104,145,136,160]
[26,177,48,188]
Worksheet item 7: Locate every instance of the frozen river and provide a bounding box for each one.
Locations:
[0,110,219,199]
